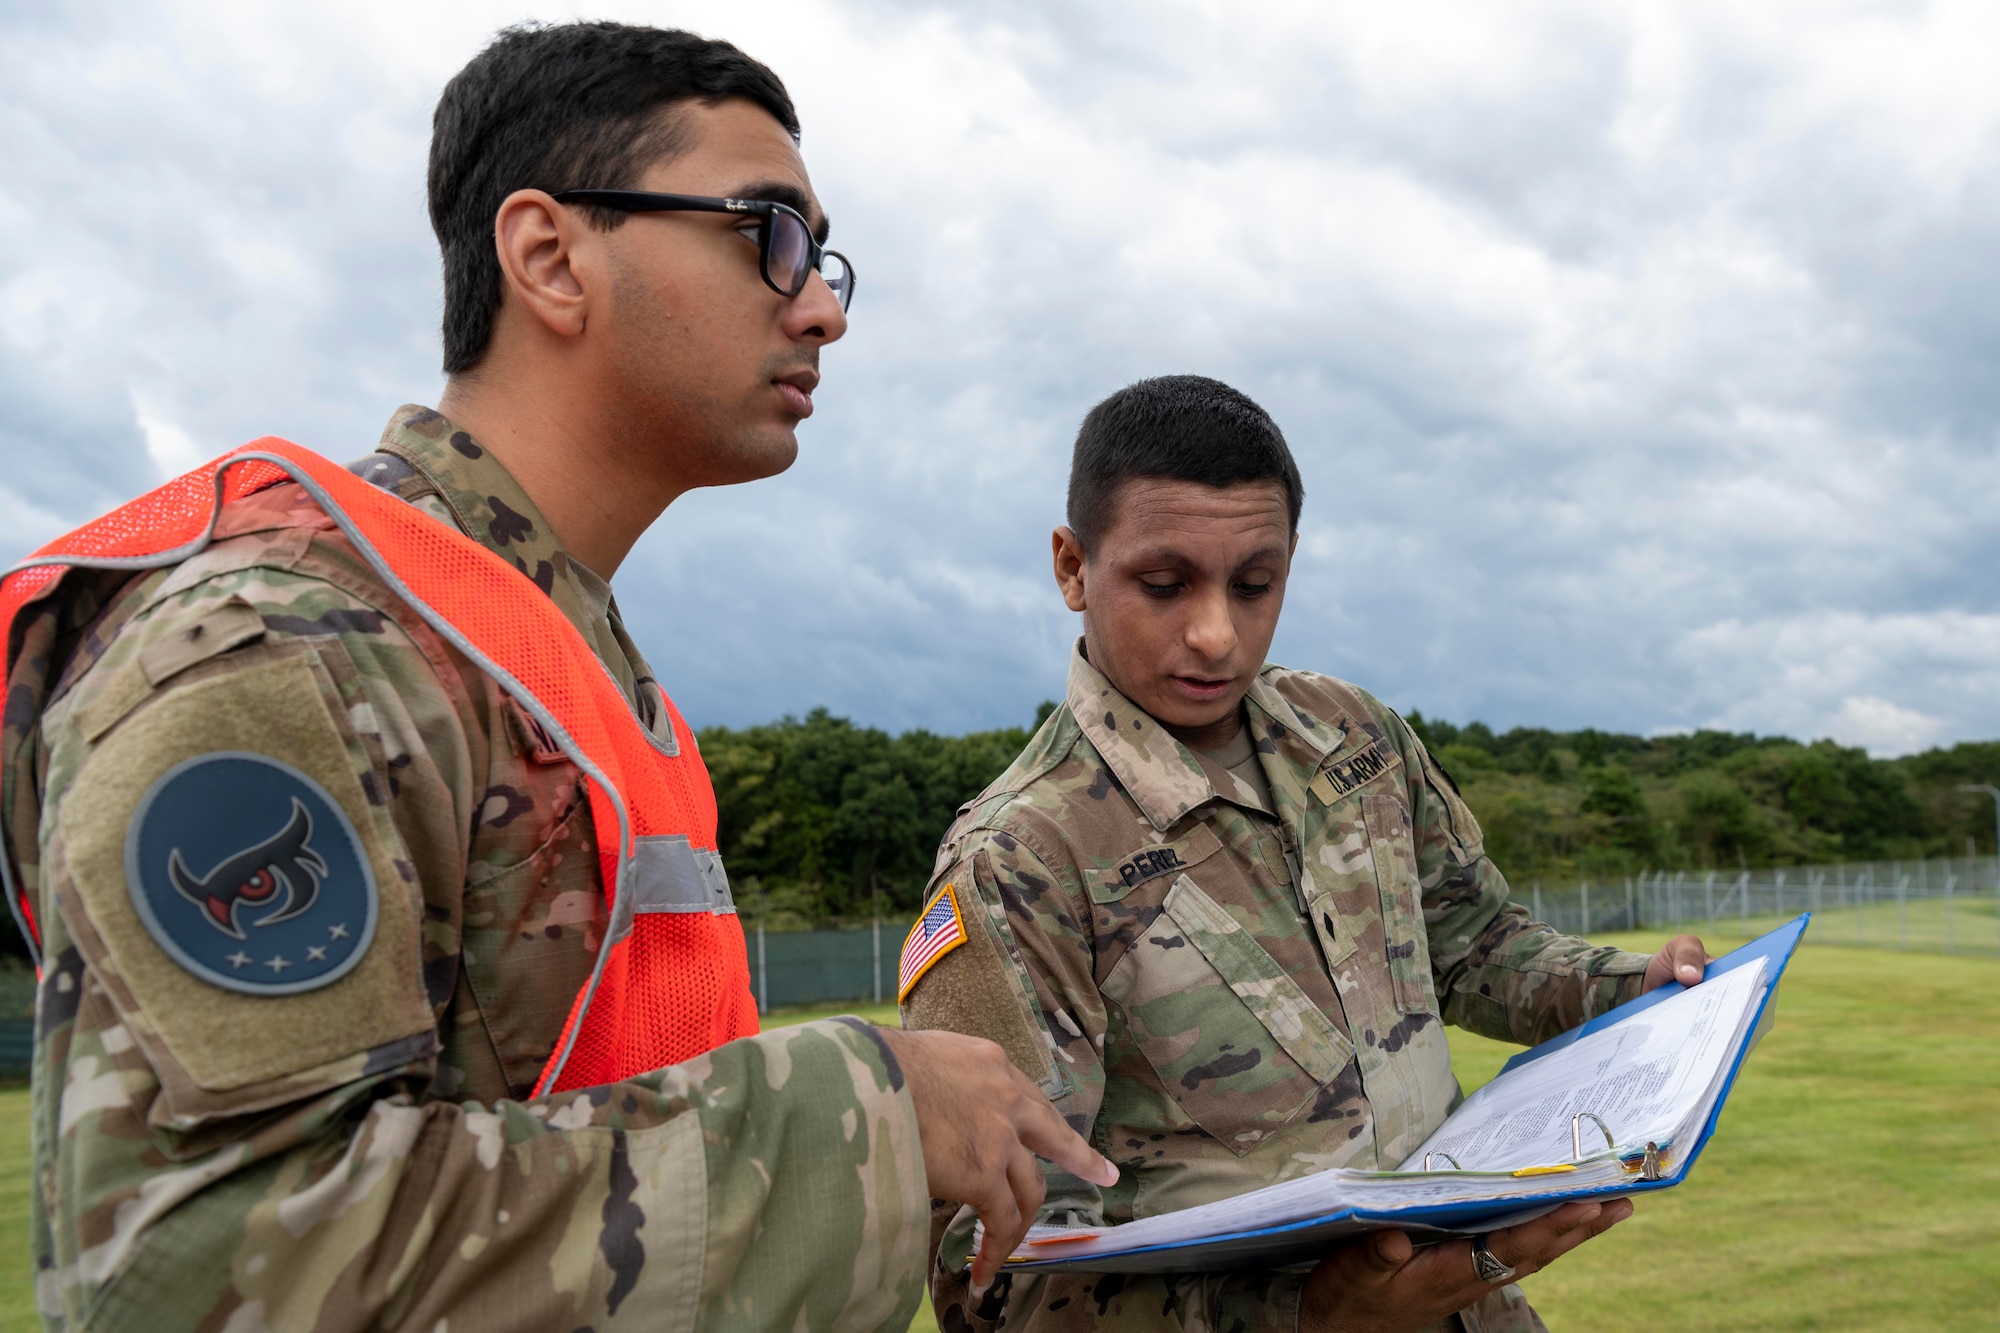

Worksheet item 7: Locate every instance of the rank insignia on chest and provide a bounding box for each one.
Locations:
[125,753,378,994]
[1310,736,1400,805]
[508,698,571,765]
[897,882,966,1002]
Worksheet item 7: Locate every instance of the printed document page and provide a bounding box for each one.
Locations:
[1402,958,1767,1174]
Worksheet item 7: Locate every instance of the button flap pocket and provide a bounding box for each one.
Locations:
[1163,877,1354,1085]
[1363,793,1435,1016]
[1090,824,1224,903]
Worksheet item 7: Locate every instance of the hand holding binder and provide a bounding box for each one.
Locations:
[1295,1196,1633,1333]
[1643,931,1712,990]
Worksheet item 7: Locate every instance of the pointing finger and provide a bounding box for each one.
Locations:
[1016,1083,1118,1187]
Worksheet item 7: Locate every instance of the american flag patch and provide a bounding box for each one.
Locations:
[897,883,967,1002]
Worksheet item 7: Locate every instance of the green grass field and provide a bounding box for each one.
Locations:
[3,928,1994,1329]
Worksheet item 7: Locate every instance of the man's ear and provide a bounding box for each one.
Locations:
[1052,526,1088,612]
[493,189,593,339]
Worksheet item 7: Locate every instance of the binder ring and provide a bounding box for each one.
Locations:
[1571,1112,1615,1160]
[1423,1151,1462,1171]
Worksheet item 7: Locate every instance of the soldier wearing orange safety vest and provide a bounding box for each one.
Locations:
[2,24,1110,1332]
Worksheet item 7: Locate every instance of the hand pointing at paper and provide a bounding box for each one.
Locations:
[878,1027,1119,1289]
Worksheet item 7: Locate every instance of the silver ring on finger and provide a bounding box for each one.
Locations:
[1469,1234,1517,1284]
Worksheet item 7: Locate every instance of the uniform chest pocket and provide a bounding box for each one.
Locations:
[460,769,604,1096]
[1104,875,1355,1154]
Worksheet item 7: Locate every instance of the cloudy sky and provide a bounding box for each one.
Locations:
[4,0,1998,755]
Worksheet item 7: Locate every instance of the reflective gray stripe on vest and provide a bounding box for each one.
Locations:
[630,835,735,914]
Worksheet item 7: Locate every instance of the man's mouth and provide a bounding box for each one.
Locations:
[774,370,818,419]
[1170,674,1233,703]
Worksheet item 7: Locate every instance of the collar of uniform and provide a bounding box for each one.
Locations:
[369,404,598,639]
[1066,641,1218,832]
[1242,669,1341,765]
[1240,668,1343,833]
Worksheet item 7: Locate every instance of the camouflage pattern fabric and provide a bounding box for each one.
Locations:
[902,645,1650,1333]
[9,405,928,1331]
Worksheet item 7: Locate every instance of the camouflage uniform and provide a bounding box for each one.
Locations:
[8,405,928,1331]
[902,645,1653,1333]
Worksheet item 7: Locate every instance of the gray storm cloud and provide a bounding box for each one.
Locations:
[3,0,1996,755]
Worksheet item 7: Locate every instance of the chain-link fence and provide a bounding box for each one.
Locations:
[1518,854,2000,956]
[742,855,2000,1015]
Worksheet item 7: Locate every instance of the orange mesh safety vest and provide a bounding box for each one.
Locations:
[0,439,759,1094]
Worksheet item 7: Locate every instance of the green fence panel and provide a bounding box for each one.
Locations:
[749,924,893,1012]
[0,1019,32,1075]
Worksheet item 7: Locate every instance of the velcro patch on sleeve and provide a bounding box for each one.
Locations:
[897,881,967,1002]
[55,650,432,1093]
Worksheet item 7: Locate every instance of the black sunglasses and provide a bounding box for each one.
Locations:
[551,189,855,311]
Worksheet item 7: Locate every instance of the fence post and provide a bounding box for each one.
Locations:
[1775,870,1785,920]
[1978,837,1996,952]
[1582,881,1590,934]
[1945,871,1955,954]
[1626,876,1636,930]
[757,923,767,1015]
[1533,883,1542,925]
[1898,874,1908,949]
[1740,871,1749,924]
[872,917,882,1006]
[1705,871,1715,926]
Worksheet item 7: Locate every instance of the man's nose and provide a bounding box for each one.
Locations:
[785,269,848,344]
[1184,587,1237,661]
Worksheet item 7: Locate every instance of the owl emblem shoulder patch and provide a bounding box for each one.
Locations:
[125,752,378,995]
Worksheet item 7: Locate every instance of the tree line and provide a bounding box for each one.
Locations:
[9,703,1987,960]
[1403,713,2000,887]
[701,706,2000,929]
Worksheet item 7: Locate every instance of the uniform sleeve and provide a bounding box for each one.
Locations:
[901,833,1306,1333]
[30,570,926,1333]
[1401,729,1653,1047]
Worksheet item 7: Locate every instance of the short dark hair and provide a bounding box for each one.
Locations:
[1066,375,1305,549]
[429,22,800,374]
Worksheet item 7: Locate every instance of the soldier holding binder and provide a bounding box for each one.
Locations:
[900,375,1708,1332]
